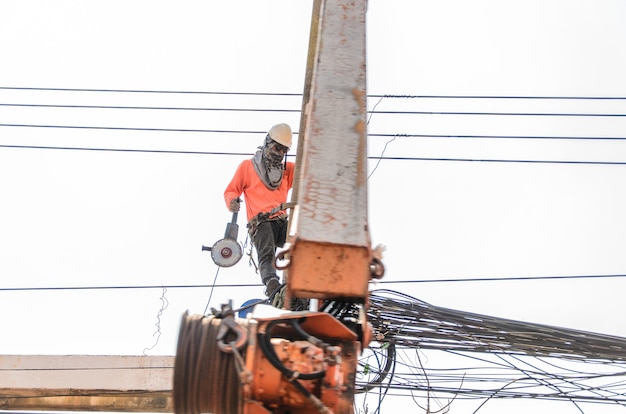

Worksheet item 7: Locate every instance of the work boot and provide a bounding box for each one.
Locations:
[264,278,281,297]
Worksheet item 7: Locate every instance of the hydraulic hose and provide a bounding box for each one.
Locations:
[258,318,327,381]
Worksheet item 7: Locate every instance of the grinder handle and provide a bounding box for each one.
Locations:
[224,211,239,240]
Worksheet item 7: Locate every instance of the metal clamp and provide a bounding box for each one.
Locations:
[216,314,248,353]
[370,257,385,279]
[275,246,292,270]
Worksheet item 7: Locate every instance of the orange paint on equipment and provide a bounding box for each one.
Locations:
[288,240,371,301]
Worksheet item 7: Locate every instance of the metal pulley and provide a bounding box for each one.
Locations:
[202,211,243,267]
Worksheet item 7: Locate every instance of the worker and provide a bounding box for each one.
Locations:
[224,123,295,297]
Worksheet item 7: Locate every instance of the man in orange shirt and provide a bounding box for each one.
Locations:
[224,123,295,297]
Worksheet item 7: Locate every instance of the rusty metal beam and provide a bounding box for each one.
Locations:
[288,0,370,301]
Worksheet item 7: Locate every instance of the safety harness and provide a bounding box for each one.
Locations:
[247,202,295,238]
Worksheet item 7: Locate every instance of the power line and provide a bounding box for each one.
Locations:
[2,273,625,293]
[2,86,626,100]
[371,93,626,100]
[0,283,262,292]
[364,290,626,405]
[370,133,626,141]
[378,273,626,284]
[3,103,626,118]
[3,124,626,141]
[0,103,300,113]
[2,143,625,165]
[0,86,301,96]
[374,155,626,166]
[372,110,626,117]
[0,123,267,134]
[0,144,252,156]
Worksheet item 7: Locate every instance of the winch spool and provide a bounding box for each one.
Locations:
[173,306,363,414]
[173,312,244,414]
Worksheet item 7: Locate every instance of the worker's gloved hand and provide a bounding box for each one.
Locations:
[228,198,241,212]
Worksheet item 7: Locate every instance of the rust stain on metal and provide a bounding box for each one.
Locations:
[355,120,367,186]
[352,87,366,115]
[352,88,367,186]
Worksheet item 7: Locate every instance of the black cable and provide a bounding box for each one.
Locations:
[1,274,625,292]
[2,144,625,165]
[289,318,330,349]
[0,123,268,134]
[378,274,626,284]
[258,319,326,381]
[3,124,625,141]
[0,103,300,113]
[0,144,254,156]
[0,86,301,96]
[203,267,220,315]
[355,342,397,393]
[367,133,626,141]
[370,109,626,117]
[3,103,626,118]
[370,93,626,100]
[369,155,626,166]
[0,283,265,292]
[2,86,626,100]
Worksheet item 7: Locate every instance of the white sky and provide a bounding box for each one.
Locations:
[1,1,626,413]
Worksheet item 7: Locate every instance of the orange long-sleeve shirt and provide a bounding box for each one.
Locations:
[224,159,295,222]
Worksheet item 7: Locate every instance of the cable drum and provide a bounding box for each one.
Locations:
[173,312,246,414]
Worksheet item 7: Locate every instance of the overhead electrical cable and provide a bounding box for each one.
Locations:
[2,273,626,292]
[0,144,253,156]
[371,93,626,100]
[361,289,626,406]
[1,144,625,165]
[2,86,626,100]
[0,86,301,96]
[2,102,625,118]
[369,133,626,141]
[372,156,626,166]
[370,110,626,117]
[0,103,300,113]
[368,287,626,361]
[2,124,625,142]
[0,123,269,134]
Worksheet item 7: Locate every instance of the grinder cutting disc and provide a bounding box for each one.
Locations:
[210,238,243,268]
[202,211,244,268]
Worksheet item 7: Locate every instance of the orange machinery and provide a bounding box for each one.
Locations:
[174,300,374,414]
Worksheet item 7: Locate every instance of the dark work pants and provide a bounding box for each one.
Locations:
[252,218,288,284]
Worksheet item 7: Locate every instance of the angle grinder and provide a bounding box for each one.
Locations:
[202,211,243,267]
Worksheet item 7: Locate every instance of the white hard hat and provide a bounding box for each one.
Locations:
[268,123,293,148]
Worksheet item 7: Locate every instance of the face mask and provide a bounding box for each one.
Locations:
[251,138,286,190]
[262,139,287,167]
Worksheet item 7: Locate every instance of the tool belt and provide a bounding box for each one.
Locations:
[247,202,295,237]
